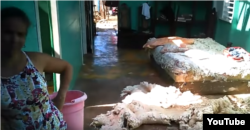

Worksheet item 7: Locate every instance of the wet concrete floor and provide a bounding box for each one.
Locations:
[74,29,174,130]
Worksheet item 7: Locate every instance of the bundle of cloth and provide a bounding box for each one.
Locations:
[223,47,250,61]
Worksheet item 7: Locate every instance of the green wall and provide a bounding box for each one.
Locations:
[214,0,250,51]
[119,1,210,37]
[1,1,85,90]
[57,1,83,89]
[119,1,153,30]
[1,1,40,52]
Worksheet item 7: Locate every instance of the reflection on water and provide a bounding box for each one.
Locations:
[93,29,118,66]
[81,27,156,79]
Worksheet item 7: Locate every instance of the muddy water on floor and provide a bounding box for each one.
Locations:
[74,29,175,130]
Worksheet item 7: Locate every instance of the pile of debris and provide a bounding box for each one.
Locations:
[90,82,250,130]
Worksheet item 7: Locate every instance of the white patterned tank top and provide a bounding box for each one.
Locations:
[1,51,67,130]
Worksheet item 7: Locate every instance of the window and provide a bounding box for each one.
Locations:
[213,0,235,23]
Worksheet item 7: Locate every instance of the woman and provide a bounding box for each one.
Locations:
[1,7,72,130]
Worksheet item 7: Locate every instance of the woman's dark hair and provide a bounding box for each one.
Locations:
[1,7,31,27]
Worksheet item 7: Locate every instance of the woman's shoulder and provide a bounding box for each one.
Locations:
[25,52,42,62]
[24,52,49,72]
[25,51,50,59]
[25,51,43,56]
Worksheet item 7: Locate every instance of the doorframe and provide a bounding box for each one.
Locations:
[89,1,94,50]
[50,0,62,59]
[34,1,61,92]
[80,1,87,65]
[34,1,43,53]
[50,0,62,92]
[85,1,94,54]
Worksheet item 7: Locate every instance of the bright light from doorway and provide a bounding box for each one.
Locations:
[50,0,61,91]
[236,1,250,31]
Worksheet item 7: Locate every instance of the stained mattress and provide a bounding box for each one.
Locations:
[151,38,250,82]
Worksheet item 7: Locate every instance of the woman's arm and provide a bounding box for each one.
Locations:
[29,52,73,111]
[43,54,73,110]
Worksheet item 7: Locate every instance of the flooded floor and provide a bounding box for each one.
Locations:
[74,29,173,129]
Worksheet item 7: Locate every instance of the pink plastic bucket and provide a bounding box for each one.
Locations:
[49,90,87,130]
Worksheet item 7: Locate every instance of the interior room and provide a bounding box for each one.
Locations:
[83,1,250,129]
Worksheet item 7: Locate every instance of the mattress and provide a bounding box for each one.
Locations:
[151,38,250,82]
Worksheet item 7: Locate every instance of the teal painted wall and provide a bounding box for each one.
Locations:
[57,1,83,89]
[1,1,40,52]
[119,1,210,37]
[119,1,154,30]
[214,0,250,51]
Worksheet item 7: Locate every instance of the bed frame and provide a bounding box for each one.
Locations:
[150,55,250,95]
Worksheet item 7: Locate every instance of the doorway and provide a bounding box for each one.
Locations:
[94,0,118,36]
[37,1,57,94]
[85,1,95,54]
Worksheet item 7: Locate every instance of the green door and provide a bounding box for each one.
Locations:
[38,1,57,92]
